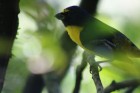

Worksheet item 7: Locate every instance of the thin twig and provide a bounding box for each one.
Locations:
[125,85,139,93]
[73,52,87,93]
[104,79,140,93]
[90,63,104,93]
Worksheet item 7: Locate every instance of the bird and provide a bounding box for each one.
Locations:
[55,6,140,62]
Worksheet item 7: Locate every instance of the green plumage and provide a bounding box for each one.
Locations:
[55,6,140,61]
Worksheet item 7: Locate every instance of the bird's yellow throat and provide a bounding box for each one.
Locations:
[66,26,83,47]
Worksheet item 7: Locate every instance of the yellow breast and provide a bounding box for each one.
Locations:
[66,26,83,47]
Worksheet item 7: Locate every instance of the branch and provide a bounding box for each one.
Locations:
[125,85,139,93]
[73,52,87,93]
[104,79,140,93]
[23,74,45,93]
[0,0,19,91]
[85,51,104,93]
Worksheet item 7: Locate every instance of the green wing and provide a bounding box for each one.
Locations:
[80,17,140,59]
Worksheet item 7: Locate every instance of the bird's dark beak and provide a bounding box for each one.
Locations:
[55,13,65,20]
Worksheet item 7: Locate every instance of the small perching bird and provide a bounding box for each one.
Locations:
[55,6,140,62]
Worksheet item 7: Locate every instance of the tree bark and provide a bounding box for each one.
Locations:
[0,0,20,91]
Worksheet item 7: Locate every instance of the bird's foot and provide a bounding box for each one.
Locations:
[90,63,102,74]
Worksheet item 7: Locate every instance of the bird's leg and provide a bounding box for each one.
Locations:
[73,52,87,93]
[89,61,102,73]
[84,51,104,93]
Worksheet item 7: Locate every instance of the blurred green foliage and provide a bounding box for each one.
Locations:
[2,0,140,93]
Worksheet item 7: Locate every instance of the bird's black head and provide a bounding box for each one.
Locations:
[55,6,90,26]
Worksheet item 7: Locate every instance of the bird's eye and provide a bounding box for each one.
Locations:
[63,9,69,13]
